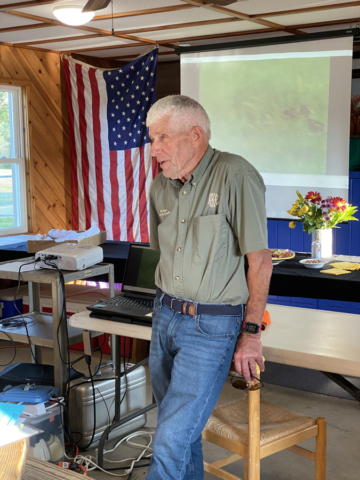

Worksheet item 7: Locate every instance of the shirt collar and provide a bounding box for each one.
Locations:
[169,145,214,189]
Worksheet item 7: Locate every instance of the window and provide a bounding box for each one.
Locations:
[0,86,27,235]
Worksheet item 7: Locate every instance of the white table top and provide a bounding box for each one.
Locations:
[69,304,360,378]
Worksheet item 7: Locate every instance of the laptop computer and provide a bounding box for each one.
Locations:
[87,244,160,326]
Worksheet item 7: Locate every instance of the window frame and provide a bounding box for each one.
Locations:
[0,84,29,236]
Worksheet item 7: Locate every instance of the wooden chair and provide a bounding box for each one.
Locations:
[202,381,326,480]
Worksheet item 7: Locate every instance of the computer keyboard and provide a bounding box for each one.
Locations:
[101,295,154,310]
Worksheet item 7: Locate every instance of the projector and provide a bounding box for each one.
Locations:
[35,243,103,271]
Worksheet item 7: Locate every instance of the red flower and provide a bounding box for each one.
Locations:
[331,196,347,212]
[305,191,322,204]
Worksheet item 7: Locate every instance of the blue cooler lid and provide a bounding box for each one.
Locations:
[0,384,59,403]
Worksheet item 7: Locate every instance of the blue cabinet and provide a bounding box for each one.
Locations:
[267,172,360,314]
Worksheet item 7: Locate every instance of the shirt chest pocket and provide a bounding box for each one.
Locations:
[192,214,227,266]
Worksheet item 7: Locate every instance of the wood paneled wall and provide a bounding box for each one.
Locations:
[0,45,71,234]
[0,46,180,234]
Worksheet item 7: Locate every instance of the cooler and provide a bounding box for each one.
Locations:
[68,362,147,449]
[0,285,28,319]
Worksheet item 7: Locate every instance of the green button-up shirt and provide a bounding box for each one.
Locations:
[149,146,268,305]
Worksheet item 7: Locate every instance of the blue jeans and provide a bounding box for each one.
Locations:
[147,293,243,480]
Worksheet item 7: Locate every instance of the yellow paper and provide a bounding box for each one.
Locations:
[320,269,351,275]
[329,262,360,269]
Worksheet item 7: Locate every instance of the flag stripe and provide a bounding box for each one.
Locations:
[89,67,105,232]
[110,150,121,241]
[139,145,149,242]
[63,58,79,230]
[75,63,91,229]
[125,149,135,242]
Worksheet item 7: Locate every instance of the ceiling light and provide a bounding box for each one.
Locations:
[53,5,95,26]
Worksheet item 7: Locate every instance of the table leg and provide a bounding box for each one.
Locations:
[108,264,116,363]
[28,282,41,364]
[52,277,68,396]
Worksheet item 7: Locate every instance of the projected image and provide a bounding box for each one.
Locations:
[199,57,330,174]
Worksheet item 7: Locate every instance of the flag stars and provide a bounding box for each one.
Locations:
[145,66,149,71]
[142,121,146,125]
[122,112,126,116]
[108,71,112,75]
[124,141,128,145]
[142,62,144,66]
[151,56,154,61]
[140,76,144,80]
[115,76,119,80]
[135,85,139,90]
[150,73,154,76]
[112,127,116,131]
[126,103,130,107]
[151,88,154,92]
[131,66,135,70]
[129,132,132,137]
[133,139,136,143]
[127,118,131,122]
[119,69,123,73]
[114,141,117,145]
[136,100,140,105]
[117,120,121,124]
[131,94,135,99]
[121,83,125,87]
[111,85,114,88]
[121,97,124,101]
[137,130,141,134]
[146,97,149,101]
[132,109,135,113]
[126,75,129,78]
[117,91,120,95]
[111,113,115,117]
[141,92,145,96]
[122,126,126,130]
[117,134,121,138]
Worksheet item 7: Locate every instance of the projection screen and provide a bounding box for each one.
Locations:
[181,37,353,219]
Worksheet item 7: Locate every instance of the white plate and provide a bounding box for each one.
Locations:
[272,259,285,266]
[299,259,328,269]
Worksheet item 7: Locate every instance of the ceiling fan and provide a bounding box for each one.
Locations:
[82,0,112,13]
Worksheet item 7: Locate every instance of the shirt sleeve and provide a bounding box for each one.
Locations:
[227,170,268,256]
[149,181,160,251]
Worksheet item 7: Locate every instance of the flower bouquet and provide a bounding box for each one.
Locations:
[288,191,358,233]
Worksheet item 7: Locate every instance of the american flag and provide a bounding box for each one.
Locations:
[63,49,159,242]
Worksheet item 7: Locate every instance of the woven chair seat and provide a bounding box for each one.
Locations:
[205,399,316,447]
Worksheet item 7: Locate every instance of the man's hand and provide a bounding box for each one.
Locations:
[233,334,264,383]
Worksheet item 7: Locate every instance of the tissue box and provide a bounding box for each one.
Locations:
[27,231,106,253]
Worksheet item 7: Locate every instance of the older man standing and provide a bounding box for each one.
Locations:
[146,95,272,480]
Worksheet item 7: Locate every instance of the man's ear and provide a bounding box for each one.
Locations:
[191,126,204,146]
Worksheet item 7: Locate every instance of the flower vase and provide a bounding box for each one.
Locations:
[311,229,333,259]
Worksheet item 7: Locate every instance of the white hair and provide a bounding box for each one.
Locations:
[146,95,211,140]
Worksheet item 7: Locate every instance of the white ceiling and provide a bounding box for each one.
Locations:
[0,0,359,62]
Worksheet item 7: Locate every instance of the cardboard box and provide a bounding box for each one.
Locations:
[27,231,106,253]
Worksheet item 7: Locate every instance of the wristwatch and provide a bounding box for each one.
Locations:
[243,322,260,334]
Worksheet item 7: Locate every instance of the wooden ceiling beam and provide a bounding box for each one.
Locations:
[0,40,60,53]
[93,4,197,21]
[252,1,360,18]
[62,42,151,55]
[154,16,360,46]
[14,17,241,47]
[15,33,101,46]
[0,23,52,34]
[0,0,59,12]
[107,51,176,61]
[4,9,157,45]
[179,0,304,33]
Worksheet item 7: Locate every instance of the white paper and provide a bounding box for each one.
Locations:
[0,262,36,273]
[145,313,152,317]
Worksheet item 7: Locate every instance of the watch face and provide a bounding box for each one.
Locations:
[245,322,259,334]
